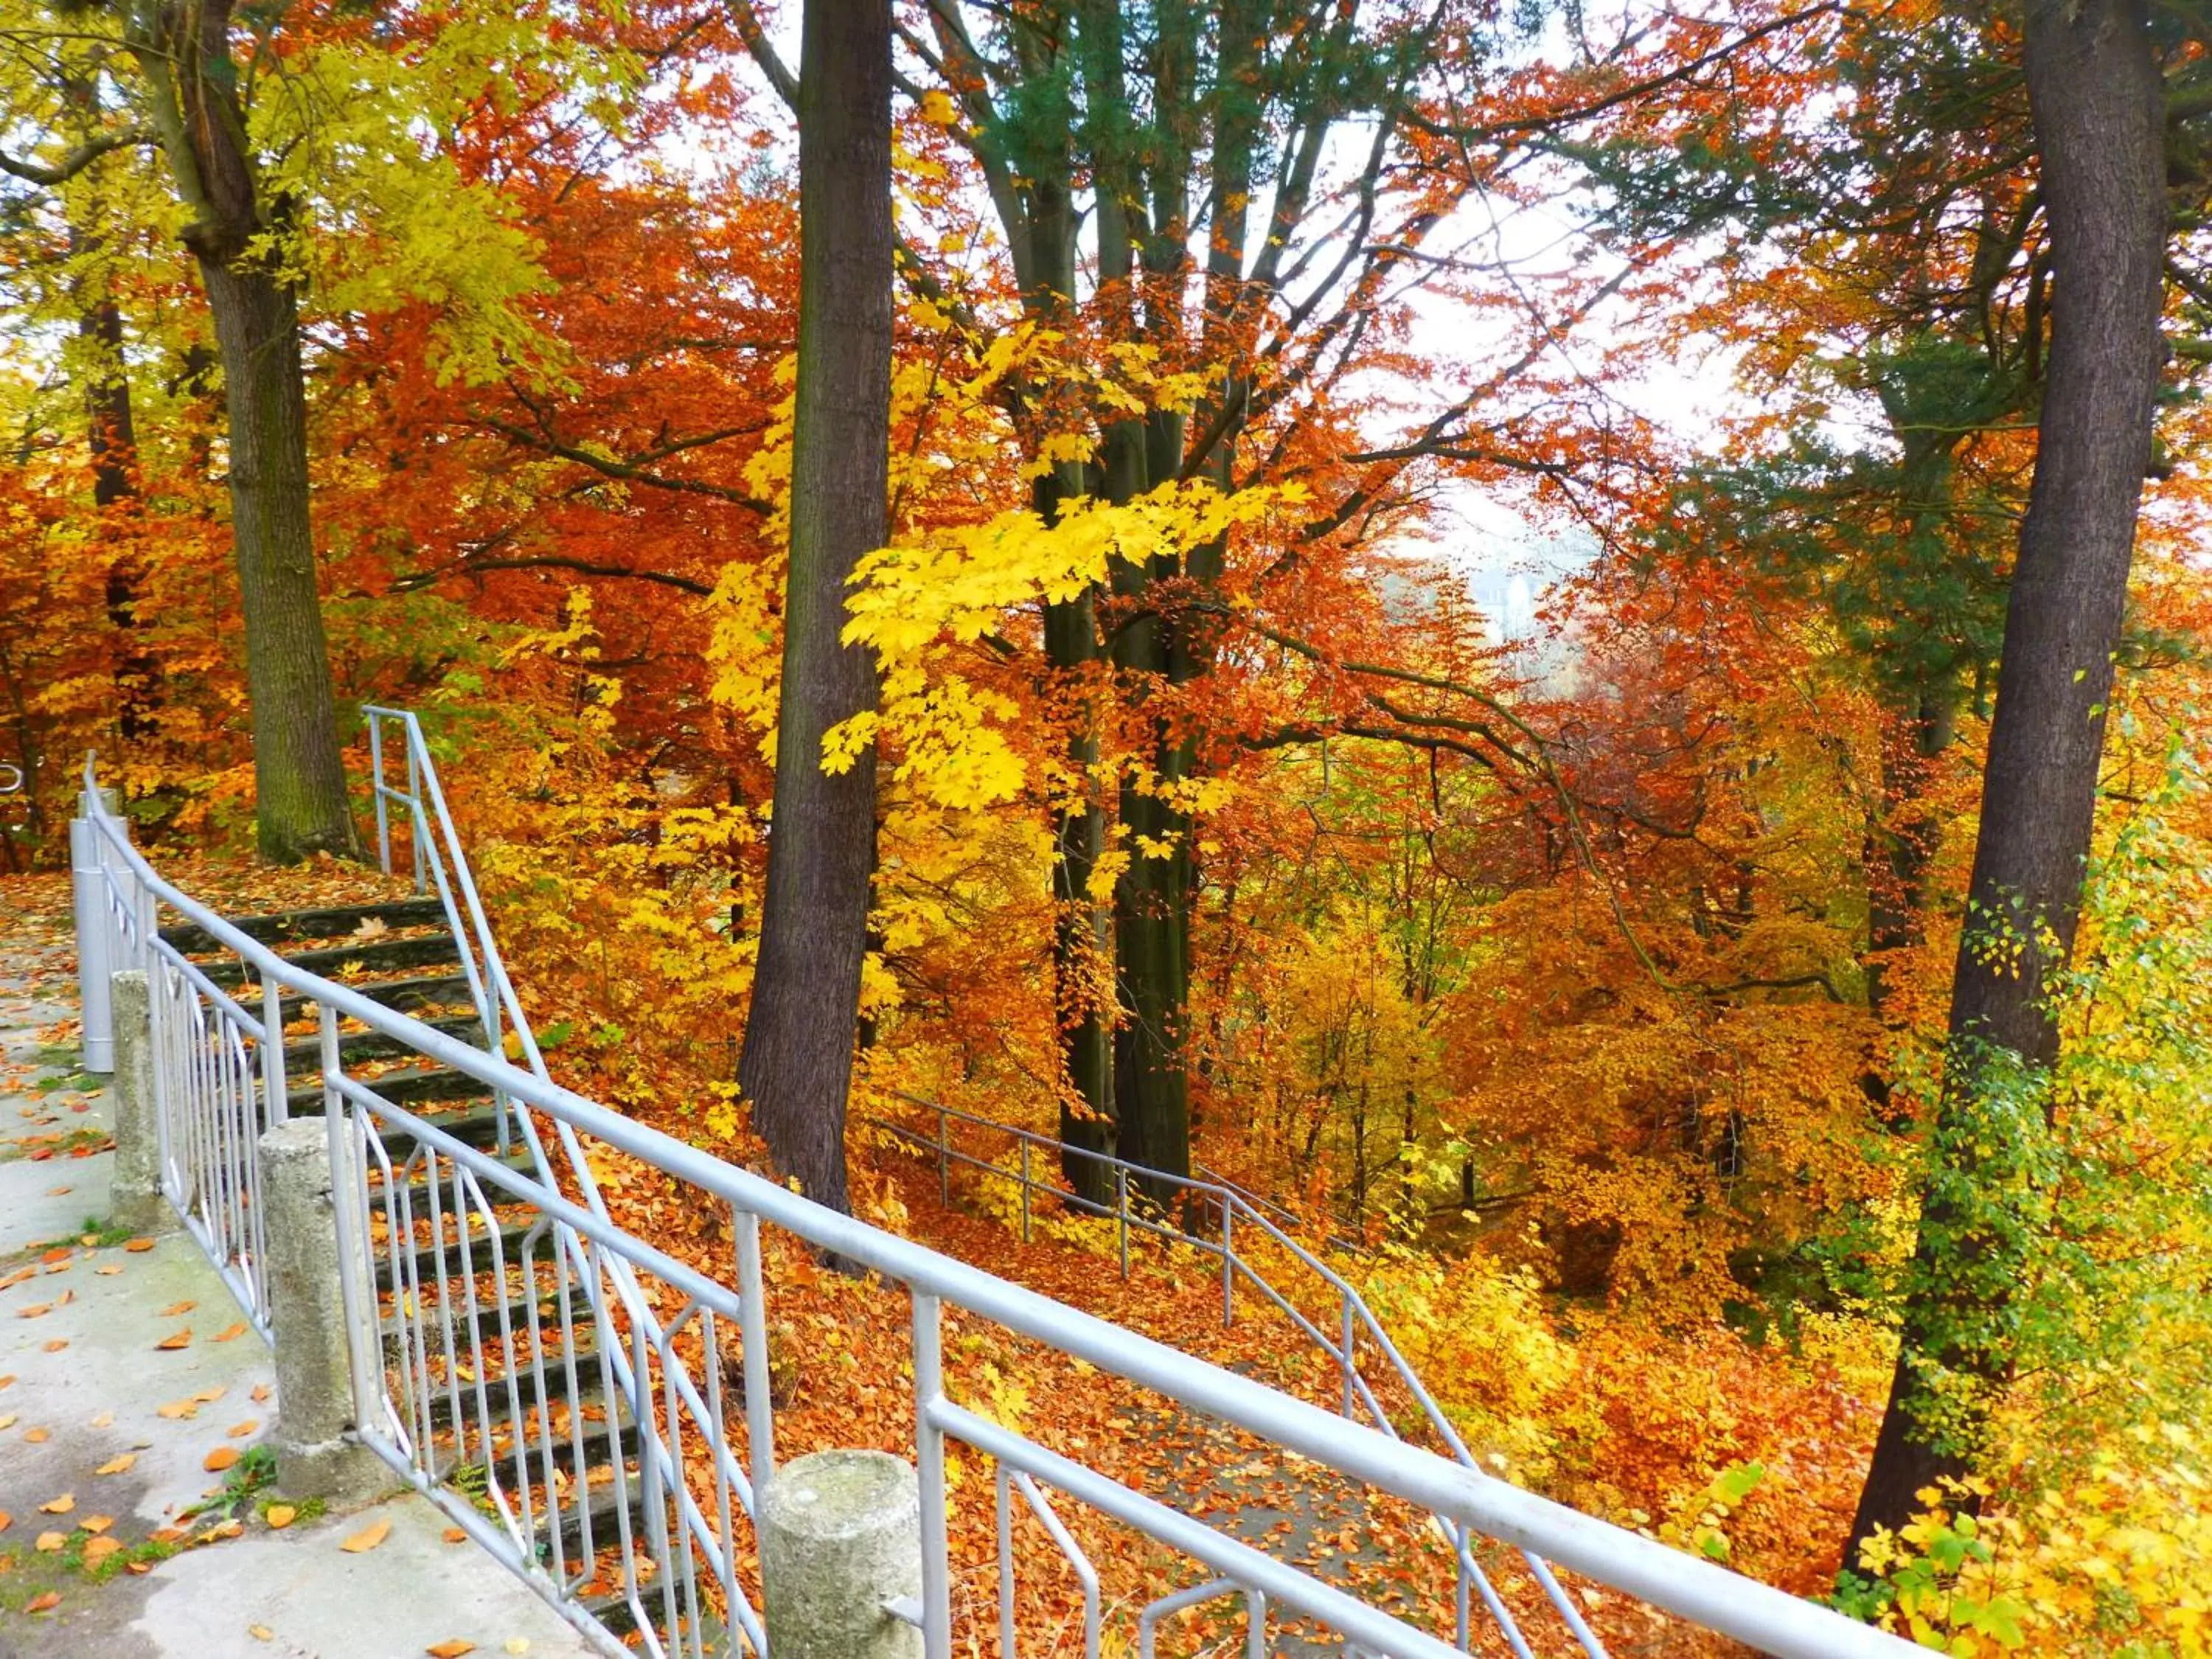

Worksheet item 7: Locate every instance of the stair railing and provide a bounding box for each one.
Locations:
[72,745,1924,1659]
[865,1094,1608,1655]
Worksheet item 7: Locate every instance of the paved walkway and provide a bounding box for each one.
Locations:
[0,918,597,1659]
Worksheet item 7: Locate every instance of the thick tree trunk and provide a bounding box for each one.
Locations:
[198,260,358,862]
[737,0,892,1216]
[131,0,355,863]
[1846,0,2166,1559]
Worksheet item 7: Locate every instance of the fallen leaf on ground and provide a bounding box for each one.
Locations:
[0,1269,31,1290]
[37,1494,73,1514]
[0,1509,10,1531]
[191,1387,224,1403]
[155,1328,191,1351]
[44,1185,69,1197]
[94,1264,122,1276]
[95,1453,136,1474]
[265,1504,296,1529]
[0,1413,15,1430]
[250,1383,271,1403]
[25,1590,59,1613]
[504,1641,530,1655]
[88,1409,112,1428]
[35,1530,67,1552]
[156,1400,198,1421]
[427,1643,477,1658]
[80,1515,112,1534]
[38,1248,69,1267]
[341,1517,392,1553]
[248,1627,274,1642]
[0,1374,14,1388]
[199,1518,243,1541]
[17,1301,51,1319]
[203,1445,240,1473]
[226,1419,258,1438]
[212,1322,248,1343]
[149,1526,189,1545]
[123,1238,154,1253]
[441,1526,467,1543]
[42,1339,67,1353]
[24,1426,49,1443]
[158,1300,195,1317]
[83,1534,122,1565]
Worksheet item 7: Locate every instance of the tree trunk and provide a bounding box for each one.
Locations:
[1846,0,2166,1558]
[737,0,892,1216]
[73,248,155,740]
[1863,687,1956,1020]
[198,260,357,861]
[130,0,357,863]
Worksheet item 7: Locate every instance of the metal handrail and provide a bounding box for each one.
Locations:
[72,752,1923,1659]
[864,1093,1602,1652]
[868,1096,1459,1452]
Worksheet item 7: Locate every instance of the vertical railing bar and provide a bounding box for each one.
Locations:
[370,714,392,877]
[912,1291,951,1659]
[995,1463,1016,1659]
[1222,1197,1234,1329]
[734,1209,774,1505]
[1116,1169,1130,1280]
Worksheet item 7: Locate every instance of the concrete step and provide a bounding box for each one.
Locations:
[278,1012,484,1075]
[157,897,451,953]
[195,930,462,990]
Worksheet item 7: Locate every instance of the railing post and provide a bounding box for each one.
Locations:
[108,970,170,1234]
[762,1449,923,1659]
[1221,1197,1234,1329]
[1018,1141,1031,1245]
[262,978,288,1127]
[258,1117,394,1503]
[1340,1294,1356,1419]
[1116,1169,1130,1279]
[911,1291,952,1656]
[404,739,426,892]
[320,1006,386,1441]
[71,793,120,1074]
[369,714,391,876]
[937,1107,949,1208]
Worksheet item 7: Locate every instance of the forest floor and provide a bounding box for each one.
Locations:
[0,889,594,1659]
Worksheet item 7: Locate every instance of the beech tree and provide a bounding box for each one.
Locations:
[737,0,894,1214]
[1848,0,2170,1548]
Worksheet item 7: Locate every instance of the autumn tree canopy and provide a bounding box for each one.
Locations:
[4,0,2210,1649]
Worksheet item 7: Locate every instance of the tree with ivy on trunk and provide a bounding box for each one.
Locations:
[1846,0,2172,1554]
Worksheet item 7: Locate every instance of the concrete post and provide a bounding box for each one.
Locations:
[257,1119,391,1504]
[762,1450,923,1659]
[108,970,170,1234]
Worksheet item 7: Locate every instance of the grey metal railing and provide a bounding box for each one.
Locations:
[74,741,1923,1659]
[866,1096,1608,1655]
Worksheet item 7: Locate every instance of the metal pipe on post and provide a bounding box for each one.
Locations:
[71,793,120,1073]
[1018,1141,1031,1244]
[936,1107,949,1208]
